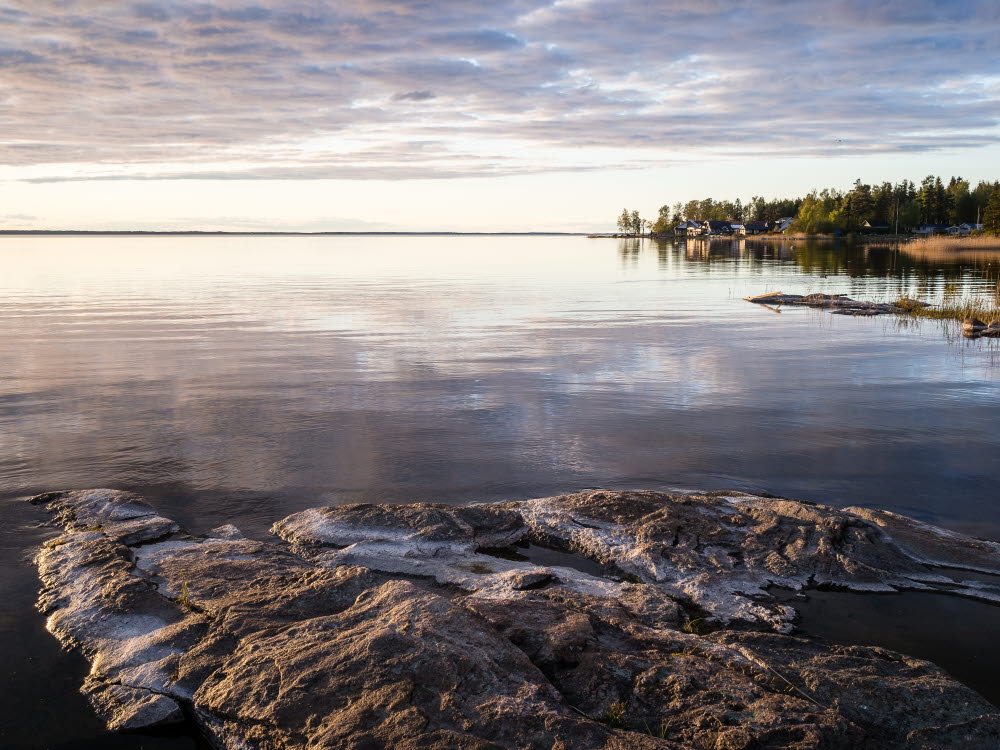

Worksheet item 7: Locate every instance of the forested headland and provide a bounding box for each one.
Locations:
[625,176,1000,235]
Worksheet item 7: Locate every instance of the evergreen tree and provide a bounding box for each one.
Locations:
[983,184,1000,235]
[843,180,875,229]
[894,179,918,230]
[899,201,920,231]
[946,177,973,224]
[917,175,938,224]
[935,177,951,224]
[972,181,994,223]
[873,182,893,223]
[917,175,951,224]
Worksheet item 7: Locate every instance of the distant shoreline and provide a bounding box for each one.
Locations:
[0,230,584,237]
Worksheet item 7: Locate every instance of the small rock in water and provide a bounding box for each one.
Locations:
[27,488,1000,749]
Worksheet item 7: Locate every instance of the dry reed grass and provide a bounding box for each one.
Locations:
[905,235,1000,252]
[893,295,1000,325]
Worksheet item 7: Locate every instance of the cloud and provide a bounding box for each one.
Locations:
[0,0,998,182]
[428,29,526,52]
[392,90,435,101]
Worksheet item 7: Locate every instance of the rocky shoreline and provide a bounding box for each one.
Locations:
[30,488,1000,749]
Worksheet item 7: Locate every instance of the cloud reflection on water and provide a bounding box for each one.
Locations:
[0,235,998,540]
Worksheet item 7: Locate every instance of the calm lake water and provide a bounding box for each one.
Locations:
[2,235,1000,748]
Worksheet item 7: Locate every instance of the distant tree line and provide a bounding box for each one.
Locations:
[644,176,1000,235]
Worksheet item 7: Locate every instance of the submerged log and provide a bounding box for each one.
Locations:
[29,488,1000,749]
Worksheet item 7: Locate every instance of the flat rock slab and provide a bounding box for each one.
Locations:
[30,488,1000,749]
[744,292,928,316]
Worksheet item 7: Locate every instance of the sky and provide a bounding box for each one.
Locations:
[1,0,999,232]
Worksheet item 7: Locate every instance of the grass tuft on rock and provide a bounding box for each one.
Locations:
[644,720,668,739]
[890,296,1000,324]
[598,701,627,729]
[176,573,195,611]
[682,617,711,636]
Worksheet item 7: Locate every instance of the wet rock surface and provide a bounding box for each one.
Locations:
[745,292,930,317]
[962,317,1000,338]
[30,488,1000,749]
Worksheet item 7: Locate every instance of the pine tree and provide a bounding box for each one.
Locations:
[935,177,951,225]
[873,181,893,223]
[843,180,874,229]
[917,175,937,224]
[983,184,1000,235]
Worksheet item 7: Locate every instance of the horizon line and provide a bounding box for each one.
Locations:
[0,230,588,237]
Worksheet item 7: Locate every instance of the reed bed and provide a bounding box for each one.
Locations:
[741,233,1000,251]
[904,235,1000,252]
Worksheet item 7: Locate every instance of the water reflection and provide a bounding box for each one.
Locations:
[652,235,1000,291]
[1,235,999,747]
[2,235,999,524]
[792,588,1000,707]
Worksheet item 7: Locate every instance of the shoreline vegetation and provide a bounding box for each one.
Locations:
[729,234,1000,252]
[614,173,1000,242]
[592,233,1000,251]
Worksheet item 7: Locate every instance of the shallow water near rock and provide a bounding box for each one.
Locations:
[3,235,1000,747]
[481,540,609,578]
[790,588,1000,708]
